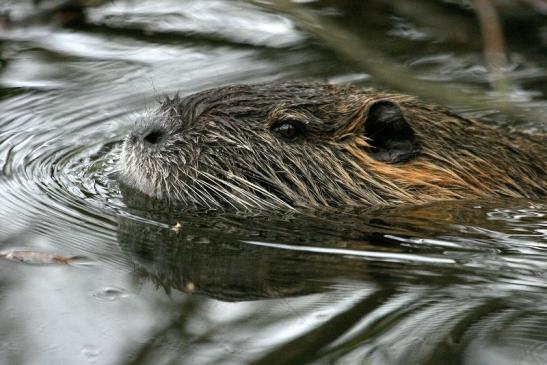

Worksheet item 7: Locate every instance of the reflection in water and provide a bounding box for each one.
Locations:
[0,0,546,364]
[117,189,547,364]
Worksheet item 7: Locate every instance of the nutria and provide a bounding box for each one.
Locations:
[118,82,546,210]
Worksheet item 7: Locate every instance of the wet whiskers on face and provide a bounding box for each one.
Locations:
[119,82,547,210]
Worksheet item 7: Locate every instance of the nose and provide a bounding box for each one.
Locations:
[128,127,167,149]
[143,129,164,145]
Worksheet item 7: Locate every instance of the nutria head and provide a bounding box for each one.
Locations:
[119,82,546,209]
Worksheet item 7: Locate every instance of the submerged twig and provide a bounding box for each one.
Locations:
[0,249,90,265]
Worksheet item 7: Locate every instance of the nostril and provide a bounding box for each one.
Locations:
[143,129,164,145]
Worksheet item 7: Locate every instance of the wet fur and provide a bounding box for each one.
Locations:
[119,82,547,210]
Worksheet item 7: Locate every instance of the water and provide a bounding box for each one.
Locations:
[0,0,546,364]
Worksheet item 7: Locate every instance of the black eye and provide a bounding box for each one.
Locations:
[271,121,305,141]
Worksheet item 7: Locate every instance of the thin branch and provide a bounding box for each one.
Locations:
[472,0,511,93]
[254,0,544,123]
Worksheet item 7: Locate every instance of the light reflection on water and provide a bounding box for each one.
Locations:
[0,0,546,364]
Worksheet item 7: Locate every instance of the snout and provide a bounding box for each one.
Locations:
[126,126,168,150]
[119,124,170,199]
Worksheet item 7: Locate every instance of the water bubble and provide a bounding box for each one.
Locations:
[81,344,101,363]
[91,287,129,302]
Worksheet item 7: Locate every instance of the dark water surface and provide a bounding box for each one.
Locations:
[0,1,546,364]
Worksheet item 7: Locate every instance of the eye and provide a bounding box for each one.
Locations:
[271,120,305,141]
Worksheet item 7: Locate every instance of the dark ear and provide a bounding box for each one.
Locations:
[363,100,420,163]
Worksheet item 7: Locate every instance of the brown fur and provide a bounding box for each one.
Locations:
[119,82,546,210]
